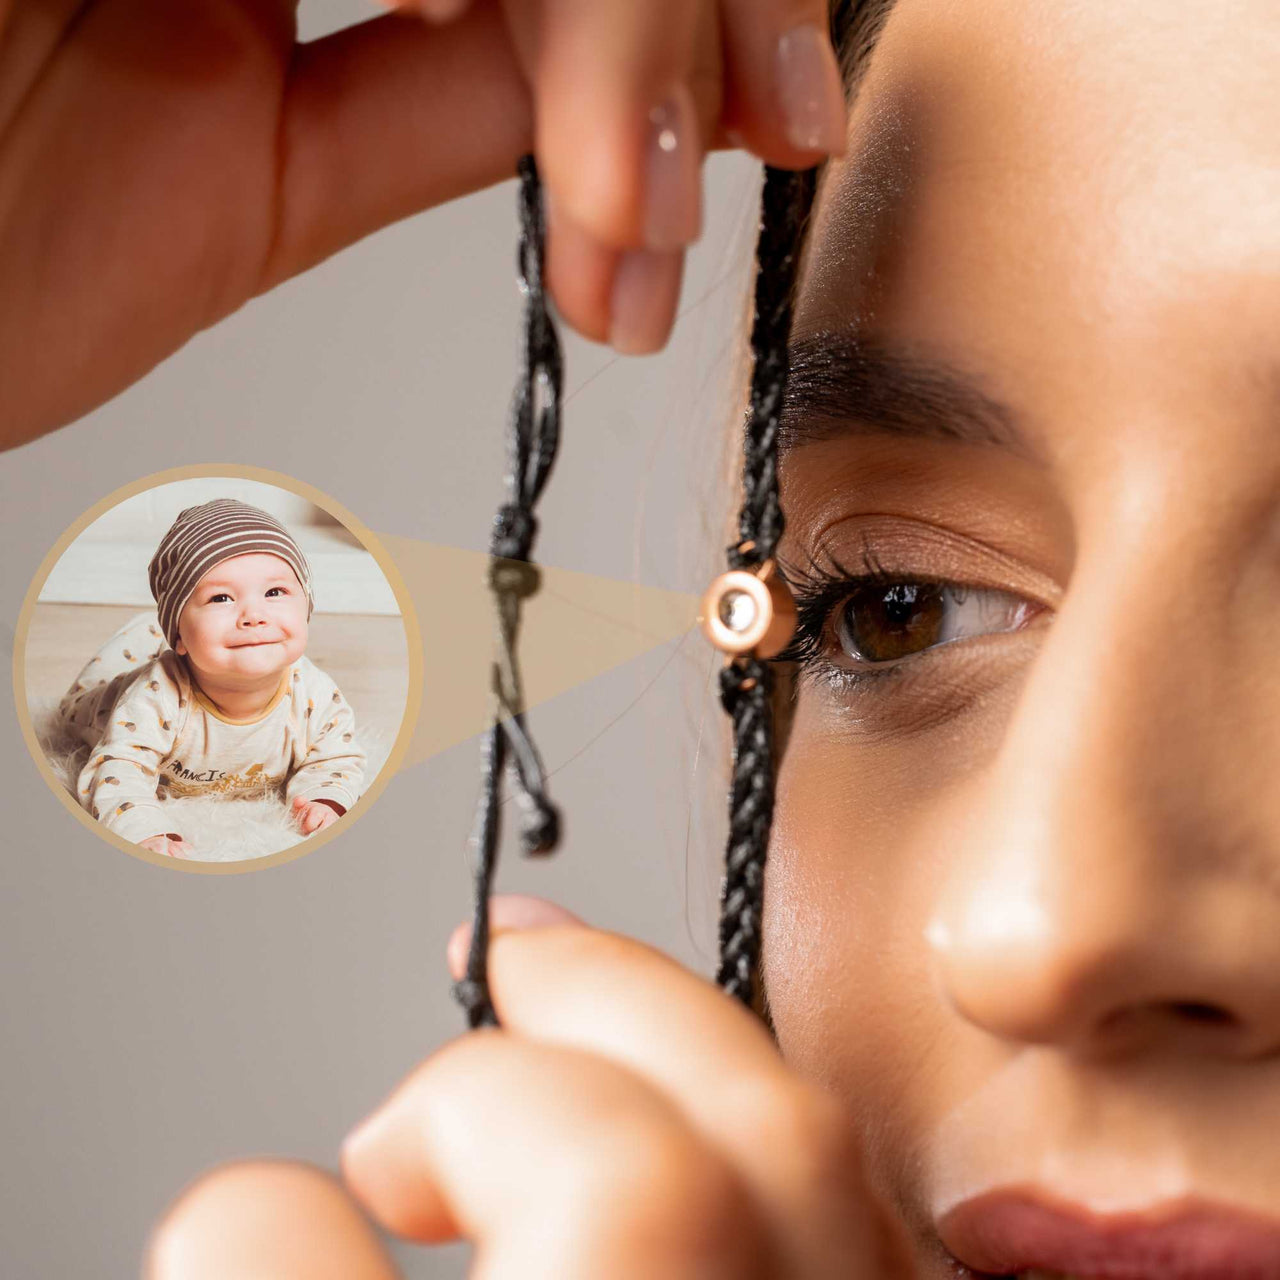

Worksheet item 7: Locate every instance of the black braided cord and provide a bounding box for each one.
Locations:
[453,156,816,1027]
[716,164,818,1007]
[453,154,563,1030]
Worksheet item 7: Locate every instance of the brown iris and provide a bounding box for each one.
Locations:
[837,583,948,662]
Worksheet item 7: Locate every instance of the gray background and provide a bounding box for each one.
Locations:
[0,2,764,1274]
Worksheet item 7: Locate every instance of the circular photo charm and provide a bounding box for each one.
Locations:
[16,466,421,871]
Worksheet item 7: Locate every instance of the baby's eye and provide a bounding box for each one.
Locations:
[207,593,232,604]
[265,586,288,597]
[831,580,1040,666]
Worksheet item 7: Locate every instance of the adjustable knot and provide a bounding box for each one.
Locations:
[451,977,497,1027]
[492,503,537,561]
[488,556,542,599]
[519,796,560,856]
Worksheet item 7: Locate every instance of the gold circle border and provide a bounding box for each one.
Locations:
[11,463,425,876]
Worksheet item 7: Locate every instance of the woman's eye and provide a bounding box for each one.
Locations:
[832,581,1040,666]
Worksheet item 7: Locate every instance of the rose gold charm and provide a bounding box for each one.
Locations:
[699,560,797,659]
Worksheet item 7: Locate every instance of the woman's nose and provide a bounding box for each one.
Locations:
[925,544,1280,1062]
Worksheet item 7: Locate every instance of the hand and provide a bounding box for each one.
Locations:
[139,834,196,860]
[392,0,848,357]
[144,894,917,1278]
[0,0,846,449]
[291,797,342,835]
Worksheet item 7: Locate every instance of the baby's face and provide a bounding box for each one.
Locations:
[175,553,308,684]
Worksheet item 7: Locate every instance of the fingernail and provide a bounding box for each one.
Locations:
[446,894,583,978]
[775,23,848,155]
[644,84,702,250]
[608,248,684,355]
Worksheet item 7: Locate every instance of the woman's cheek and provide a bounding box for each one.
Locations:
[763,684,980,1047]
[762,725,954,1193]
[764,715,904,1076]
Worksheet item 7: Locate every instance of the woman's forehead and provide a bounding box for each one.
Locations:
[794,0,1280,484]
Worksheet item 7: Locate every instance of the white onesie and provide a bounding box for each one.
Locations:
[59,617,366,846]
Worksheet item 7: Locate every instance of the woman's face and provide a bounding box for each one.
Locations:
[765,0,1280,1272]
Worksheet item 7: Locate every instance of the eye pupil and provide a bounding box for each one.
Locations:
[840,583,946,662]
[883,583,918,624]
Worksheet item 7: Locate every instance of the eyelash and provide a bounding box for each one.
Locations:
[206,587,287,604]
[773,540,1013,692]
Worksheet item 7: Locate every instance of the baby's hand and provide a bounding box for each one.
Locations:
[139,834,196,860]
[292,797,342,835]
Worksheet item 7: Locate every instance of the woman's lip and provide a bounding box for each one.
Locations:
[936,1187,1280,1278]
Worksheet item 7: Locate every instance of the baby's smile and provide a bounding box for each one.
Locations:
[173,552,310,715]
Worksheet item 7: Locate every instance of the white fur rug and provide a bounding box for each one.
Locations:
[30,699,394,863]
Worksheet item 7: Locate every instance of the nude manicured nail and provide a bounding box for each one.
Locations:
[644,85,702,250]
[446,894,584,978]
[775,23,848,155]
[608,248,684,355]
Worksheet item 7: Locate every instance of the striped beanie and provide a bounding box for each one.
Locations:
[148,498,314,647]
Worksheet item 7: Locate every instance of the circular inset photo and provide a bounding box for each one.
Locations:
[15,466,420,871]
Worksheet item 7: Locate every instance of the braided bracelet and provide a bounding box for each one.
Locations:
[453,156,817,1029]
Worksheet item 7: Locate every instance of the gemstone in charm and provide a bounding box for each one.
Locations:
[700,564,797,658]
[719,589,758,633]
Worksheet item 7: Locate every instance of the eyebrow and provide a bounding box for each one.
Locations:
[778,330,1042,465]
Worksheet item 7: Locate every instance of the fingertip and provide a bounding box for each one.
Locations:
[148,1159,397,1279]
[491,893,586,931]
[447,896,586,980]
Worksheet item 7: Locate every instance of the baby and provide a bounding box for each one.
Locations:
[58,498,367,859]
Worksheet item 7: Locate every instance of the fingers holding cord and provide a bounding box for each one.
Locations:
[506,0,711,356]
[527,0,846,352]
[431,897,910,1276]
[372,1,844,352]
